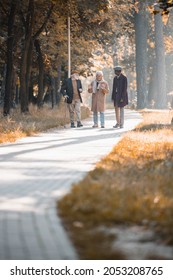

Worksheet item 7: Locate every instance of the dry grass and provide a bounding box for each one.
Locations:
[0,102,90,143]
[58,109,173,259]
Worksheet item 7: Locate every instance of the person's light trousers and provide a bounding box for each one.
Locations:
[68,99,81,123]
[115,106,124,126]
[93,112,104,126]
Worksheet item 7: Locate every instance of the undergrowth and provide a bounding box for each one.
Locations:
[0,102,90,143]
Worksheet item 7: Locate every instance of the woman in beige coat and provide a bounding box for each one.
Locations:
[88,71,109,128]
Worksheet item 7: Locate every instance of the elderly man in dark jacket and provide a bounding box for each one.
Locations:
[111,66,128,128]
[61,70,83,128]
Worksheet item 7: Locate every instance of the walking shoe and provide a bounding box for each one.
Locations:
[101,125,105,128]
[77,121,83,127]
[92,124,98,128]
[71,122,76,128]
[120,125,124,128]
[113,123,120,128]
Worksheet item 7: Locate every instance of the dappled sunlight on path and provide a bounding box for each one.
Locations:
[0,109,142,259]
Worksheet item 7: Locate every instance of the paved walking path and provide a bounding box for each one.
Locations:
[0,109,142,260]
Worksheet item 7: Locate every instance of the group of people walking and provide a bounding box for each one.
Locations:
[60,66,128,128]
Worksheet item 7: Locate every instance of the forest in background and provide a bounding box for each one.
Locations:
[0,0,173,116]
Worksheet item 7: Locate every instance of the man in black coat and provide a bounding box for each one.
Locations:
[111,66,128,128]
[61,70,83,128]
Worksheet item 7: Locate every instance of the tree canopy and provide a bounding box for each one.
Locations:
[0,0,173,113]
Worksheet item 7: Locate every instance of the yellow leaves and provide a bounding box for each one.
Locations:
[148,5,154,14]
[164,35,173,53]
[0,104,90,144]
[147,39,155,49]
[0,131,26,144]
[0,115,25,143]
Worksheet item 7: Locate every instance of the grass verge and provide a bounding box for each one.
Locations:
[58,109,173,259]
[0,102,90,143]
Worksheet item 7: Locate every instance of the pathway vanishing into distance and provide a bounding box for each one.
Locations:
[0,109,142,260]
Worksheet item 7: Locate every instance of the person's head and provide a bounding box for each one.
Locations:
[96,70,103,81]
[114,66,122,76]
[71,70,79,80]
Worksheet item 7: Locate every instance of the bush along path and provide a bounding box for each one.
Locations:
[58,110,173,260]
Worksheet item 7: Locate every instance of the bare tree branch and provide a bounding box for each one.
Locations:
[0,0,8,16]
[33,3,54,39]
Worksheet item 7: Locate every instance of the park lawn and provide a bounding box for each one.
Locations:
[0,102,90,143]
[58,109,173,260]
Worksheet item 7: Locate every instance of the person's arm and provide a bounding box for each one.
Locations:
[100,81,109,94]
[120,76,127,102]
[111,78,115,100]
[60,79,69,100]
[60,79,67,96]
[88,82,93,93]
[79,80,83,93]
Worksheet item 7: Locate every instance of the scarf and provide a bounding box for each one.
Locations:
[92,78,105,93]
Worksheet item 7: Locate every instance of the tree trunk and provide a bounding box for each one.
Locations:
[3,0,18,116]
[20,0,34,113]
[154,14,167,109]
[20,40,30,112]
[26,39,34,102]
[51,76,56,109]
[0,64,6,104]
[55,65,62,104]
[135,1,148,109]
[34,39,44,107]
[148,59,157,107]
[11,69,17,107]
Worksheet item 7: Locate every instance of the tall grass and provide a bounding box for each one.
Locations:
[0,102,90,143]
[58,109,173,259]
